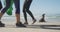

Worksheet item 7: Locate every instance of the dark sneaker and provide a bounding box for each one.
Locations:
[0,21,5,27]
[32,19,36,24]
[16,22,26,27]
[24,22,28,25]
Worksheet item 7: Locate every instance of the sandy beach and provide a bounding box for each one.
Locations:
[0,28,60,32]
[0,16,60,32]
[0,21,60,32]
[1,0,60,32]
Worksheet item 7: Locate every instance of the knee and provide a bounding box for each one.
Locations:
[23,9,26,13]
[1,6,10,13]
[26,8,29,10]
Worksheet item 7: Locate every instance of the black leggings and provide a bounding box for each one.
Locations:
[0,1,2,10]
[1,0,20,14]
[23,0,35,22]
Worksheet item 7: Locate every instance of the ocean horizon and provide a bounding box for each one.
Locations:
[1,14,60,23]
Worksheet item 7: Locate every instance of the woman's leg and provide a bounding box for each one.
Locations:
[23,0,28,24]
[0,0,11,19]
[23,7,28,24]
[14,0,26,27]
[23,0,36,24]
[0,1,2,10]
[14,0,20,23]
[0,0,11,27]
[26,9,36,24]
[26,0,36,24]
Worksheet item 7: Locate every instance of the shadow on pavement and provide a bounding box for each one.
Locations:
[25,25,60,30]
[40,25,60,30]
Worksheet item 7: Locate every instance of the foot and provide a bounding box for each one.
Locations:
[16,22,26,27]
[32,19,36,24]
[24,22,28,25]
[0,21,5,27]
[40,21,46,22]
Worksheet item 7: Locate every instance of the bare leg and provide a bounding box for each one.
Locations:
[15,14,20,23]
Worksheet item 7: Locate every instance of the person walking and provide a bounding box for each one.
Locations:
[23,0,36,25]
[0,0,26,27]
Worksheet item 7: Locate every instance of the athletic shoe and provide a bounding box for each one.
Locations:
[24,22,28,25]
[32,19,36,24]
[16,22,26,27]
[0,21,5,27]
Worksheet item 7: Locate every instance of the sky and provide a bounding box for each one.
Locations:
[1,0,60,16]
[21,0,60,16]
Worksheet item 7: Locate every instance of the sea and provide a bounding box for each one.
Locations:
[1,13,60,24]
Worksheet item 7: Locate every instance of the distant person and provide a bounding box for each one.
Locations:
[0,1,2,10]
[39,14,46,22]
[0,0,26,27]
[23,0,36,25]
